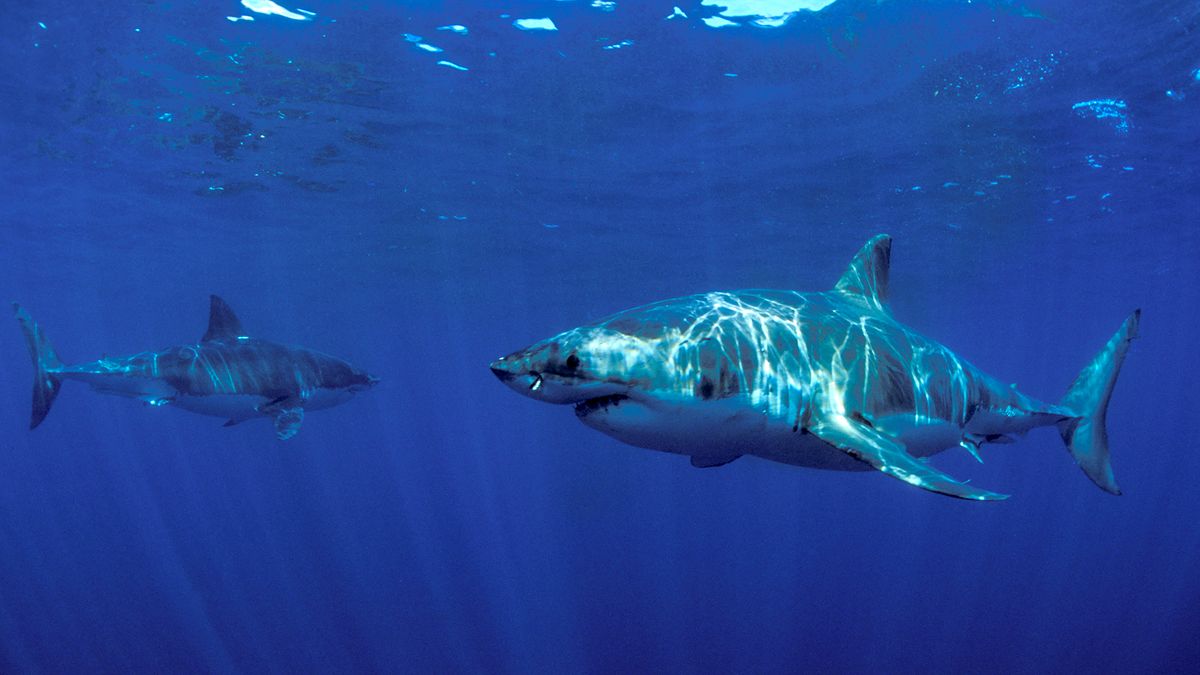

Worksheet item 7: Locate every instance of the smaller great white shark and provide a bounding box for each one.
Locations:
[14,296,378,439]
[491,235,1139,500]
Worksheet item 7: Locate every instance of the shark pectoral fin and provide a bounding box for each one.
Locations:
[261,395,306,439]
[273,408,304,440]
[810,415,1009,501]
[690,453,742,468]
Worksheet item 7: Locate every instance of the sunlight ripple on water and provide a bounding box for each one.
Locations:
[513,18,558,32]
[240,0,312,21]
[700,0,836,28]
[1072,98,1130,133]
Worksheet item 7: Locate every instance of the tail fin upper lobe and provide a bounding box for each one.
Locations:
[1058,309,1140,495]
[13,304,64,429]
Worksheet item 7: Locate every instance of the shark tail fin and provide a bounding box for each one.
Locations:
[13,304,64,430]
[1056,309,1140,495]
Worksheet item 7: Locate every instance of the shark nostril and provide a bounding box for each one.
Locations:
[490,366,515,382]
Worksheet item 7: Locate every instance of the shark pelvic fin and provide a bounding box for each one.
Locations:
[959,435,985,463]
[690,453,742,468]
[834,234,892,311]
[809,412,1009,501]
[203,295,246,342]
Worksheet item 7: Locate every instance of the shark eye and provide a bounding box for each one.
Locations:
[565,353,580,371]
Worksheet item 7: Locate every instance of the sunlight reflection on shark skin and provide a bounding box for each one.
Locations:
[492,235,1139,501]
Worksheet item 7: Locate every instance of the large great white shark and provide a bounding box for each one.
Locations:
[14,296,378,439]
[491,235,1139,500]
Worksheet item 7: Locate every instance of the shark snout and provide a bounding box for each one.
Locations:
[491,355,536,384]
[348,373,380,393]
[491,353,632,406]
[489,359,516,383]
[490,355,557,400]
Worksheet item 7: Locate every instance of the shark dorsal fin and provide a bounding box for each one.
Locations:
[202,295,246,341]
[834,234,892,311]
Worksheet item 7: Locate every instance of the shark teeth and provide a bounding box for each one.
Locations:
[574,394,629,417]
[530,374,543,392]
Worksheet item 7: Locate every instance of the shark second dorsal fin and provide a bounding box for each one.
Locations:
[834,234,892,311]
[203,295,246,341]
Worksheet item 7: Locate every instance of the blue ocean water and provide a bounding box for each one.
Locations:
[1,0,1197,671]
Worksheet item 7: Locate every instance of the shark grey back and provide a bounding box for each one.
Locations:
[491,235,1139,500]
[14,295,378,439]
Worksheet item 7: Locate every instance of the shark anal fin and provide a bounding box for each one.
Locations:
[274,408,304,440]
[223,418,242,427]
[810,414,1009,501]
[690,453,741,469]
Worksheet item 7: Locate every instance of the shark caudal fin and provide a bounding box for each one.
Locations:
[13,304,64,429]
[1057,310,1140,495]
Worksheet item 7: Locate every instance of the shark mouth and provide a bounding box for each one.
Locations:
[574,394,629,418]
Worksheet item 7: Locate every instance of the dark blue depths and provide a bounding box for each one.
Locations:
[1,0,1198,672]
